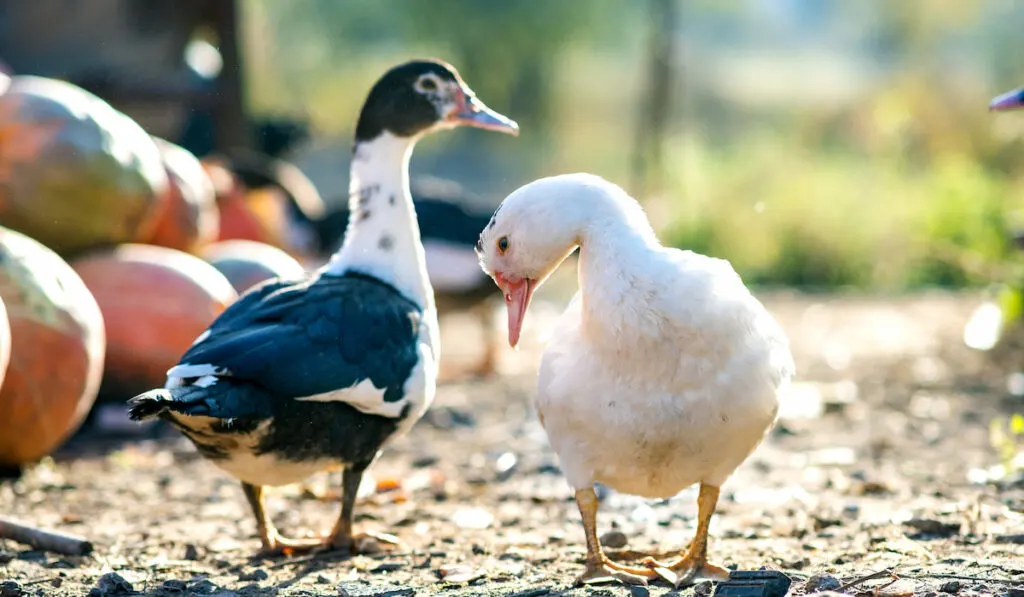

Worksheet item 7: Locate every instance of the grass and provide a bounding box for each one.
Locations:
[656,136,1020,291]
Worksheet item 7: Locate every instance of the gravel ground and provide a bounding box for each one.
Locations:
[1,289,1023,597]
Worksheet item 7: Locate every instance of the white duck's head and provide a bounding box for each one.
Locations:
[477,173,651,347]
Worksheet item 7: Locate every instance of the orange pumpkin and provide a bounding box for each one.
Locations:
[139,138,219,253]
[71,244,238,398]
[0,296,10,395]
[0,227,105,466]
[0,76,167,256]
[201,239,307,294]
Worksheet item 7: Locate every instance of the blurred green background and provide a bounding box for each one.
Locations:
[240,0,1024,291]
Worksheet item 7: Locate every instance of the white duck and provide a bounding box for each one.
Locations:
[476,173,795,587]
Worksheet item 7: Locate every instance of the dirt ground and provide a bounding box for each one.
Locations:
[2,289,1023,597]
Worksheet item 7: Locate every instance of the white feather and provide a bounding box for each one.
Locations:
[191,329,211,347]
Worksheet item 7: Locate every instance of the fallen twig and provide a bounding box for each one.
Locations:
[901,573,1024,585]
[837,568,898,592]
[0,516,93,556]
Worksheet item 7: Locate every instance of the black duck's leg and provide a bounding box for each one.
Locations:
[242,482,321,555]
[326,465,401,553]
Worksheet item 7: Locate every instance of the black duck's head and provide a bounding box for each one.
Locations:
[354,59,519,143]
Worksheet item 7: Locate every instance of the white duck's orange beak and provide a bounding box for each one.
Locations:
[494,273,534,349]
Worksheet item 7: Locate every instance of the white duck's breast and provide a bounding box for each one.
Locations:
[536,286,791,499]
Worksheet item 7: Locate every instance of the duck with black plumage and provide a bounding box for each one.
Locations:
[127,59,519,556]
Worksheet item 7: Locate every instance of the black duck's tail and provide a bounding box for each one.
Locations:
[126,389,177,421]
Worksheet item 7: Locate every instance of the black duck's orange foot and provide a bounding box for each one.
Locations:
[327,529,402,555]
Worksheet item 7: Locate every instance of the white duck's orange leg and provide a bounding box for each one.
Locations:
[642,483,731,587]
[574,487,657,586]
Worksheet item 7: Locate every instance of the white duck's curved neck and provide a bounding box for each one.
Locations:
[573,197,661,337]
[321,132,433,309]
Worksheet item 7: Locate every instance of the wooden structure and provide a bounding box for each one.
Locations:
[0,0,250,155]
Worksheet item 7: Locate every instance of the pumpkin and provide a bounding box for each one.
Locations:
[0,227,105,466]
[139,138,219,253]
[202,160,294,249]
[71,244,238,399]
[201,239,307,294]
[0,76,167,256]
[0,296,10,394]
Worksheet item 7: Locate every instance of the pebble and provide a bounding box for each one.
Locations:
[630,585,650,597]
[438,563,485,584]
[599,530,629,549]
[89,573,133,597]
[804,573,842,593]
[939,580,961,594]
[316,575,331,585]
[183,543,200,560]
[188,580,220,594]
[336,581,416,597]
[161,579,188,593]
[0,581,22,597]
[507,589,551,597]
[451,506,494,529]
[372,562,404,573]
[903,518,961,536]
[495,452,518,481]
[694,581,714,596]
[238,569,269,582]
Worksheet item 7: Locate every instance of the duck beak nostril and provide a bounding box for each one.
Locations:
[447,89,520,136]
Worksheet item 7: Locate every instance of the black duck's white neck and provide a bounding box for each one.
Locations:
[322,132,433,309]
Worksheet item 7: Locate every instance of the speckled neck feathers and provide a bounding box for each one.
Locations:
[322,132,433,309]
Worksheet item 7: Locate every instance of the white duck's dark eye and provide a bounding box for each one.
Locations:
[497,236,509,254]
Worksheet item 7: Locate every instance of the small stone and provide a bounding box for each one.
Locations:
[939,581,961,594]
[187,580,219,594]
[0,581,23,597]
[599,530,629,549]
[238,569,269,582]
[438,563,485,583]
[411,454,438,468]
[92,572,133,596]
[630,585,650,597]
[316,575,330,585]
[161,579,188,593]
[451,507,494,529]
[804,573,841,593]
[335,582,416,596]
[183,543,200,560]
[694,581,714,597]
[903,518,961,537]
[373,562,404,573]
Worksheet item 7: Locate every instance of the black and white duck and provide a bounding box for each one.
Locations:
[312,177,503,377]
[127,59,519,555]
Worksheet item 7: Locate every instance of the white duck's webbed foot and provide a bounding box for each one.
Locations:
[642,482,731,588]
[576,557,653,586]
